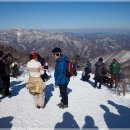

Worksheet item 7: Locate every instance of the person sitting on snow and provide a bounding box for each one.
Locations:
[82,66,92,82]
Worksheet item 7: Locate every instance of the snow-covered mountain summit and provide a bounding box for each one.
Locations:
[0,69,130,129]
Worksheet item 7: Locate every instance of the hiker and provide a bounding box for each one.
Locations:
[26,53,46,109]
[2,53,13,96]
[42,62,49,81]
[44,62,49,73]
[86,60,92,70]
[109,58,121,88]
[0,51,5,95]
[40,61,48,82]
[52,47,70,109]
[11,60,20,77]
[94,57,107,89]
[44,62,49,69]
[81,66,92,82]
[73,60,79,76]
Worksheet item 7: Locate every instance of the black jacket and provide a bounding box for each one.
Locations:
[95,61,107,76]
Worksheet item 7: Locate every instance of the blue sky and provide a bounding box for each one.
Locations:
[0,2,130,30]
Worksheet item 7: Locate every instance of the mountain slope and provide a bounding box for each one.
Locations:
[0,29,130,61]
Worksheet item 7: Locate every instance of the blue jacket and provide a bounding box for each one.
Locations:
[54,55,70,86]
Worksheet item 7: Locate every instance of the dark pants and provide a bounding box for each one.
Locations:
[59,84,68,105]
[82,75,90,81]
[94,76,103,88]
[0,76,5,94]
[110,74,118,88]
[41,70,48,82]
[3,75,10,95]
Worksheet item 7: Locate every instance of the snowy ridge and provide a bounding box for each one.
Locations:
[0,70,130,129]
[1,29,130,61]
[91,50,130,67]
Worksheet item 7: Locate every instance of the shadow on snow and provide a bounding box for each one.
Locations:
[0,116,13,128]
[100,100,130,128]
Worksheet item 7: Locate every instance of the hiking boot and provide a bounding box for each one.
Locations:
[36,105,44,109]
[36,105,41,109]
[109,86,113,89]
[94,84,97,88]
[57,102,63,107]
[4,92,11,96]
[94,86,97,88]
[59,104,68,109]
[40,106,45,109]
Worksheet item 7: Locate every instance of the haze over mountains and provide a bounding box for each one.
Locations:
[0,29,130,65]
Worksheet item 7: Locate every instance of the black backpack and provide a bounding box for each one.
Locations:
[102,64,107,75]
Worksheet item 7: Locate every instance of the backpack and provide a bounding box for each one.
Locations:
[66,61,74,78]
[102,64,107,75]
[118,72,124,81]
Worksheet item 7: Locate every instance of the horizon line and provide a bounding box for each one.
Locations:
[0,0,130,2]
[0,28,130,30]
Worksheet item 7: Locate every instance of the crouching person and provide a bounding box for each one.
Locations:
[26,53,46,109]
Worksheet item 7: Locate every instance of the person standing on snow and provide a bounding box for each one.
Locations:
[94,57,107,89]
[26,53,46,109]
[109,58,120,88]
[52,47,70,109]
[2,53,13,96]
[0,51,5,95]
[73,60,79,76]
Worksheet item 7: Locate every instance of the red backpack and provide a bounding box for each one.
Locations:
[66,61,74,78]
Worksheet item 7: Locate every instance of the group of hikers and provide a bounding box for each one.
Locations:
[26,47,122,109]
[82,57,121,89]
[0,47,122,109]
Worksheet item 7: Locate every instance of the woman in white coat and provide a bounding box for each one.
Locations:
[26,53,46,109]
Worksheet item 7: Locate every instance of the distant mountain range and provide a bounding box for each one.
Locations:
[0,29,130,65]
